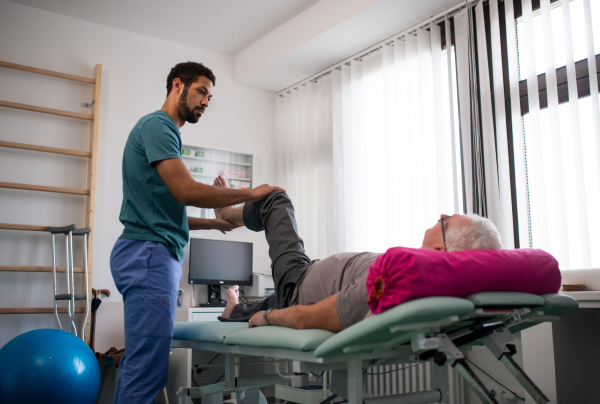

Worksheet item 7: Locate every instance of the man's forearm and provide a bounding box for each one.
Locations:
[188,218,221,230]
[266,306,307,329]
[265,299,343,332]
[185,183,252,208]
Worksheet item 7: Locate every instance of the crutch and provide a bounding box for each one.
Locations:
[73,227,91,340]
[47,224,77,335]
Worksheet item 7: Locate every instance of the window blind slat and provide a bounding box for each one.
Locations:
[476,3,503,242]
[562,0,592,267]
[489,0,516,249]
[446,17,460,214]
[418,28,438,227]
[541,0,570,266]
[523,0,550,249]
[454,10,474,214]
[504,0,530,247]
[431,23,450,215]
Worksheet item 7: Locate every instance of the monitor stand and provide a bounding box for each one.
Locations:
[204,284,227,307]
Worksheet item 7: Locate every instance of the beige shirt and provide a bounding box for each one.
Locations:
[291,252,381,329]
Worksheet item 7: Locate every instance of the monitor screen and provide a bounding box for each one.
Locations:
[188,238,253,286]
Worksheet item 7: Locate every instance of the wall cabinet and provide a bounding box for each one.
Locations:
[182,144,253,219]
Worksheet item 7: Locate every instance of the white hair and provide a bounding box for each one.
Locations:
[445,214,503,252]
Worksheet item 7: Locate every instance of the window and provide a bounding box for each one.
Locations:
[514,0,600,269]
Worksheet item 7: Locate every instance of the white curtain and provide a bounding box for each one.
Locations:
[277,28,458,258]
[276,77,334,259]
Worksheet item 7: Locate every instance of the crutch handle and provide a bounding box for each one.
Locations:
[55,294,87,301]
[73,228,91,236]
[47,224,76,234]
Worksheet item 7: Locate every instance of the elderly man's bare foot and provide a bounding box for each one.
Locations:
[221,285,240,319]
[213,175,244,225]
[213,175,232,220]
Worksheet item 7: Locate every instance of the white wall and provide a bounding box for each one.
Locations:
[0,0,279,350]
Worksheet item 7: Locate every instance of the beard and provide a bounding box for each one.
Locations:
[178,86,202,124]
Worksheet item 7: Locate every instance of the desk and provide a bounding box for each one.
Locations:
[166,307,223,404]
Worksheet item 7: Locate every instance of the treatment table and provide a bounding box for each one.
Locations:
[171,292,578,404]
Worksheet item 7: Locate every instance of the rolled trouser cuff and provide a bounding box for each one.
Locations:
[242,199,264,232]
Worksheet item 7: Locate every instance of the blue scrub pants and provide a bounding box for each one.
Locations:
[110,239,182,404]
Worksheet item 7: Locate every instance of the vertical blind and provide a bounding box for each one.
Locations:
[505,0,600,269]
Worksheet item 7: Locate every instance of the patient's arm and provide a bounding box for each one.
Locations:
[248,294,343,332]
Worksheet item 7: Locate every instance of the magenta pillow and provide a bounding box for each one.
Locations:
[366,247,561,314]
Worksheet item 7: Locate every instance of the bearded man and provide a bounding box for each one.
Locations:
[110,62,283,404]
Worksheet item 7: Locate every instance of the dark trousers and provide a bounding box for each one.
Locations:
[219,191,315,322]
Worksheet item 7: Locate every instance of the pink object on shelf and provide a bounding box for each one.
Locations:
[219,171,229,177]
[366,247,561,314]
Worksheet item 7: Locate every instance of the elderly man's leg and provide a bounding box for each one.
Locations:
[242,191,313,306]
[216,190,314,321]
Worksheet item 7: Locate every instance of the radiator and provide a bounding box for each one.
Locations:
[363,362,465,403]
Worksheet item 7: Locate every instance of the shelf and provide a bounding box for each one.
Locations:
[0,61,95,84]
[0,223,48,231]
[0,140,91,158]
[0,307,85,314]
[0,181,90,195]
[0,265,84,273]
[190,172,250,181]
[0,100,93,121]
[182,155,251,166]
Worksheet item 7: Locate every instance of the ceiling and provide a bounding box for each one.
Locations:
[7,0,461,92]
[6,0,323,55]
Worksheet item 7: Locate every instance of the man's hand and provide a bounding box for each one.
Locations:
[211,219,243,234]
[249,310,269,328]
[248,184,286,202]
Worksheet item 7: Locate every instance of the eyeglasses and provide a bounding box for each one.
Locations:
[438,216,450,251]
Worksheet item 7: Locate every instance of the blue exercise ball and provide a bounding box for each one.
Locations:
[0,328,100,404]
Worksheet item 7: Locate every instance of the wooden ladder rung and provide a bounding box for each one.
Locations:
[0,181,89,196]
[0,100,93,121]
[0,61,95,84]
[0,265,85,273]
[0,140,91,158]
[0,223,48,231]
[0,307,85,314]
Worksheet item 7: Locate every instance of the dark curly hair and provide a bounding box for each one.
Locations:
[166,62,216,96]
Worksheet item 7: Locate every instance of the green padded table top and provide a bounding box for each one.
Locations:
[171,294,578,356]
[314,297,474,358]
[173,322,248,343]
[467,292,546,307]
[224,327,335,351]
[542,293,579,315]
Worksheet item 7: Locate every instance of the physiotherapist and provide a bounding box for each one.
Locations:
[110,61,284,404]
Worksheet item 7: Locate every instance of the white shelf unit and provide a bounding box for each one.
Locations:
[182,144,253,220]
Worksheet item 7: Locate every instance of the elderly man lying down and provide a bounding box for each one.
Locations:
[213,176,502,332]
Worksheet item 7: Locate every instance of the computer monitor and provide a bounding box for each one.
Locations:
[188,238,253,306]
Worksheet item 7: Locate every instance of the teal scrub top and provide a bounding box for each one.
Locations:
[118,110,188,260]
